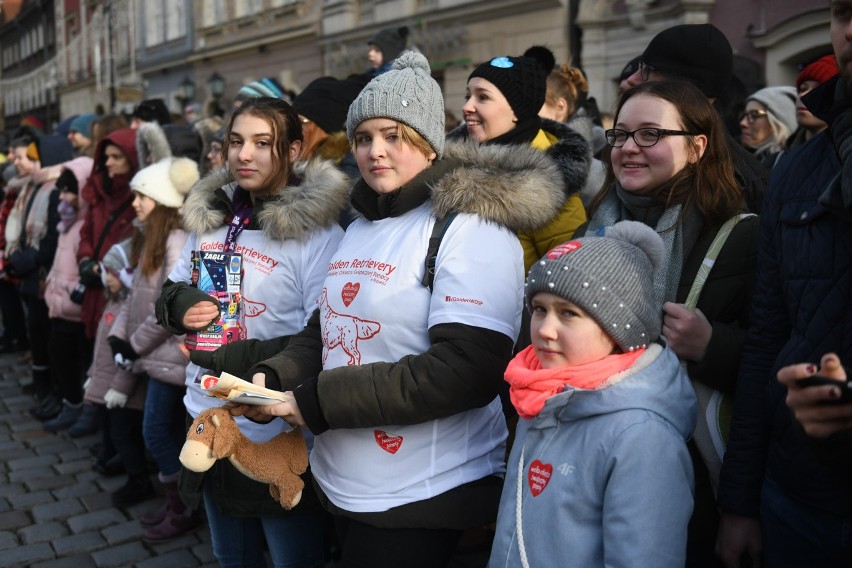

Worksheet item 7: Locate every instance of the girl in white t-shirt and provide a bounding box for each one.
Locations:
[233,51,568,566]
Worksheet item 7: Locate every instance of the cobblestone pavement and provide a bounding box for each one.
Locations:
[0,352,215,568]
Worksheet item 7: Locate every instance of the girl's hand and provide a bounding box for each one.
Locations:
[230,395,305,427]
[662,302,712,362]
[778,353,852,438]
[182,299,220,330]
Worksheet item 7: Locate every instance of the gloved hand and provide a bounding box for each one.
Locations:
[78,258,103,288]
[108,336,139,364]
[104,388,128,409]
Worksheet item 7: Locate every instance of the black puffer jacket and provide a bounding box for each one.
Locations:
[719,76,852,517]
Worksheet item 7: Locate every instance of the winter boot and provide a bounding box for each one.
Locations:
[139,474,179,528]
[29,393,62,421]
[112,473,155,508]
[68,403,105,438]
[43,400,83,432]
[142,480,201,542]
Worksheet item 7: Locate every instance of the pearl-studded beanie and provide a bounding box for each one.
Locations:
[526,221,665,352]
[346,50,445,157]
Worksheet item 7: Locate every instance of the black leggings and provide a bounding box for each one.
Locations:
[48,319,92,404]
[333,516,462,568]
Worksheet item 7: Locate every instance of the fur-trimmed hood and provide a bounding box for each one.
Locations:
[182,159,350,242]
[429,140,567,234]
[446,118,591,200]
[136,122,172,167]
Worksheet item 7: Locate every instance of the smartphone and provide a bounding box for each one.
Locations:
[797,375,852,404]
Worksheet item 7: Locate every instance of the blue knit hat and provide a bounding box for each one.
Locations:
[237,77,287,100]
[70,114,97,138]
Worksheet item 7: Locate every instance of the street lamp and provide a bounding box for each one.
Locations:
[177,76,196,108]
[207,72,225,102]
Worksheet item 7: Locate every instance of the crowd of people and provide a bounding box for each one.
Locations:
[1,10,851,567]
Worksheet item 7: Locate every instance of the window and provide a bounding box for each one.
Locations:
[235,0,262,18]
[203,0,227,27]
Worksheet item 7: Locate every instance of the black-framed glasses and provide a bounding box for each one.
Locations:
[639,61,656,82]
[605,127,697,148]
[738,109,768,123]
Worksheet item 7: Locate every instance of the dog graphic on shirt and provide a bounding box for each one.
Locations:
[319,288,380,366]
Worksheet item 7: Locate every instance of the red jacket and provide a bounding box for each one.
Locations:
[77,128,139,338]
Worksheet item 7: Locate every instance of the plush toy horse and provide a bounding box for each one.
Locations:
[179,407,308,509]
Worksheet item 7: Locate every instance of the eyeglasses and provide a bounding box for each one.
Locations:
[639,61,656,82]
[605,127,697,148]
[738,109,768,123]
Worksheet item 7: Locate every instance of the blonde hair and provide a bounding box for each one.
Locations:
[352,120,436,159]
[544,64,589,118]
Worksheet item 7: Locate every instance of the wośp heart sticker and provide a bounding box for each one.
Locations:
[374,430,403,454]
[528,460,552,496]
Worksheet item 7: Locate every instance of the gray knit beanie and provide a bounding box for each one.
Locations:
[347,50,445,158]
[746,86,798,135]
[526,221,665,352]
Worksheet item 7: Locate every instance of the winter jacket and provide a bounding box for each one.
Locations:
[0,174,29,275]
[719,75,852,518]
[155,159,348,516]
[252,140,566,528]
[111,229,189,386]
[488,344,696,568]
[84,296,146,411]
[44,157,93,321]
[77,128,139,338]
[448,118,591,271]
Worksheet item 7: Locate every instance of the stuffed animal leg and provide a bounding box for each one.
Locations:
[179,407,309,509]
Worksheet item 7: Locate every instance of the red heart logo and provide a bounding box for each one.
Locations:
[528,460,552,497]
[374,430,403,454]
[341,282,360,307]
[202,375,219,390]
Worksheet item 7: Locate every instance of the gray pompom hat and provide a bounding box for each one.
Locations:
[346,50,445,158]
[526,221,665,352]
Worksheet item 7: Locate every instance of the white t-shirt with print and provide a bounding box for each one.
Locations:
[169,224,344,442]
[311,203,523,512]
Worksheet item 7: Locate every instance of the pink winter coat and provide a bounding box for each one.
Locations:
[111,229,189,386]
[85,295,147,411]
[44,157,93,321]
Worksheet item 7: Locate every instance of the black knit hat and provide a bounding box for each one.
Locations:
[56,168,79,195]
[367,26,410,62]
[468,46,555,122]
[293,74,371,134]
[640,24,732,99]
[132,99,172,125]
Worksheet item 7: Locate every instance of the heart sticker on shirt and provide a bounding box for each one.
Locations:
[202,375,218,389]
[341,282,360,307]
[374,430,403,454]
[528,460,553,497]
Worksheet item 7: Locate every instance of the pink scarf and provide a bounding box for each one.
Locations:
[505,345,645,419]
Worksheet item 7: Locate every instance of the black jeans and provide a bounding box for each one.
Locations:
[0,279,27,345]
[109,407,147,477]
[334,516,462,568]
[48,319,92,404]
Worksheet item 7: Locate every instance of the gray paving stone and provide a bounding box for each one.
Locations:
[0,500,11,514]
[79,491,113,513]
[146,529,203,554]
[25,474,77,491]
[190,539,216,564]
[31,499,85,523]
[8,466,55,482]
[0,530,17,551]
[67,509,127,534]
[54,458,94,476]
[53,481,100,500]
[0,482,25,498]
[90,541,151,567]
[0,542,55,567]
[31,553,99,568]
[19,521,68,544]
[135,548,200,568]
[0,440,24,452]
[35,441,80,457]
[52,531,107,556]
[7,454,57,471]
[101,519,144,545]
[58,448,92,462]
[8,489,55,509]
[0,447,41,461]
[0,509,31,530]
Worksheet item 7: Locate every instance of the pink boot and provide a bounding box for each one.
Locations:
[141,480,201,542]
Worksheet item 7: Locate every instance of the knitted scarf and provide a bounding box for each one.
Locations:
[505,345,645,419]
[588,182,702,307]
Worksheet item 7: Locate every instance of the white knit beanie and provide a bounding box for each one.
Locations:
[130,157,199,208]
[346,50,445,157]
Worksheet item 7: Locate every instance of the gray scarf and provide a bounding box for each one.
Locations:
[588,183,702,308]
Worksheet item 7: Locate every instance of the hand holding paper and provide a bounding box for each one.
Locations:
[200,372,292,406]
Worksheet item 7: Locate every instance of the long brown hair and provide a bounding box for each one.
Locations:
[222,97,303,193]
[130,204,183,276]
[589,80,741,228]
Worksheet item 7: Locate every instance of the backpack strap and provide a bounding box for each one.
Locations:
[683,213,756,311]
[421,212,458,293]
